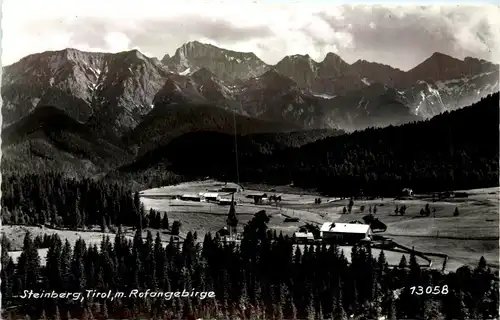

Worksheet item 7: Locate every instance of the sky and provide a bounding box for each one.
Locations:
[2,1,500,70]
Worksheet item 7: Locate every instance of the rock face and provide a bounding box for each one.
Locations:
[2,42,499,135]
[2,48,169,135]
[161,41,270,83]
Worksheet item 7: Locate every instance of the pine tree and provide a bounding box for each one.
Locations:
[100,216,108,233]
[458,290,469,320]
[18,232,41,290]
[305,293,316,320]
[387,294,397,320]
[286,293,297,320]
[81,307,89,320]
[40,309,48,320]
[398,255,407,269]
[425,203,431,215]
[317,304,324,320]
[409,248,421,281]
[102,301,109,319]
[53,306,61,320]
[171,221,181,236]
[422,299,444,320]
[478,256,487,270]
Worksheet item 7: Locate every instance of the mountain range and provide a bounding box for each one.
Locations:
[3,41,498,132]
[1,40,499,178]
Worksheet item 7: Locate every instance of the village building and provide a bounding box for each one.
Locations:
[246,192,267,199]
[401,188,414,196]
[320,222,372,244]
[201,192,219,202]
[180,194,201,202]
[218,198,234,205]
[246,193,268,204]
[216,226,230,237]
[293,232,315,244]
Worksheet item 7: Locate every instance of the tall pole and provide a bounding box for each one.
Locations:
[233,109,240,185]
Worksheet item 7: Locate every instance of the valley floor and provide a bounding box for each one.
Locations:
[4,181,498,272]
[139,180,499,272]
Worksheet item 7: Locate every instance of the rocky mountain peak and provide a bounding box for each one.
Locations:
[349,59,405,87]
[160,54,171,64]
[406,52,467,83]
[317,52,350,79]
[162,41,269,83]
[274,54,319,90]
[321,52,347,66]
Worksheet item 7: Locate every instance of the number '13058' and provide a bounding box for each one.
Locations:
[410,285,448,295]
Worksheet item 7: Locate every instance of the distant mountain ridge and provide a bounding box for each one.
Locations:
[2,41,498,135]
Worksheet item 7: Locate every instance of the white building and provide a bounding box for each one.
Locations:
[218,198,236,205]
[294,232,315,244]
[402,188,414,196]
[201,192,219,202]
[320,222,372,244]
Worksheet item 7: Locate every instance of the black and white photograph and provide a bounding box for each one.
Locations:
[1,1,499,319]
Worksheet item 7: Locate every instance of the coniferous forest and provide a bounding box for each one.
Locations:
[1,215,499,320]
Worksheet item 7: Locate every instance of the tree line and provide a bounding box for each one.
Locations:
[1,173,161,230]
[1,212,498,320]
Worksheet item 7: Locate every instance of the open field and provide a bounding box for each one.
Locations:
[141,180,499,272]
[4,225,171,266]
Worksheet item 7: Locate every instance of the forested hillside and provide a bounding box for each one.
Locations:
[139,93,499,195]
[1,106,132,175]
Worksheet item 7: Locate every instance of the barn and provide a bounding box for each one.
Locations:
[218,198,236,206]
[201,192,219,202]
[180,194,201,202]
[294,232,315,244]
[246,193,267,199]
[217,227,230,237]
[401,188,414,196]
[320,222,372,244]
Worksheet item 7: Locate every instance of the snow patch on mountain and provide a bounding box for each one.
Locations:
[313,93,336,99]
[361,78,371,86]
[180,68,191,76]
[408,70,499,118]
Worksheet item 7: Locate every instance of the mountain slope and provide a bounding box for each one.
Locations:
[86,49,170,135]
[140,92,499,194]
[123,102,301,156]
[2,106,131,175]
[2,48,170,135]
[2,49,107,126]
